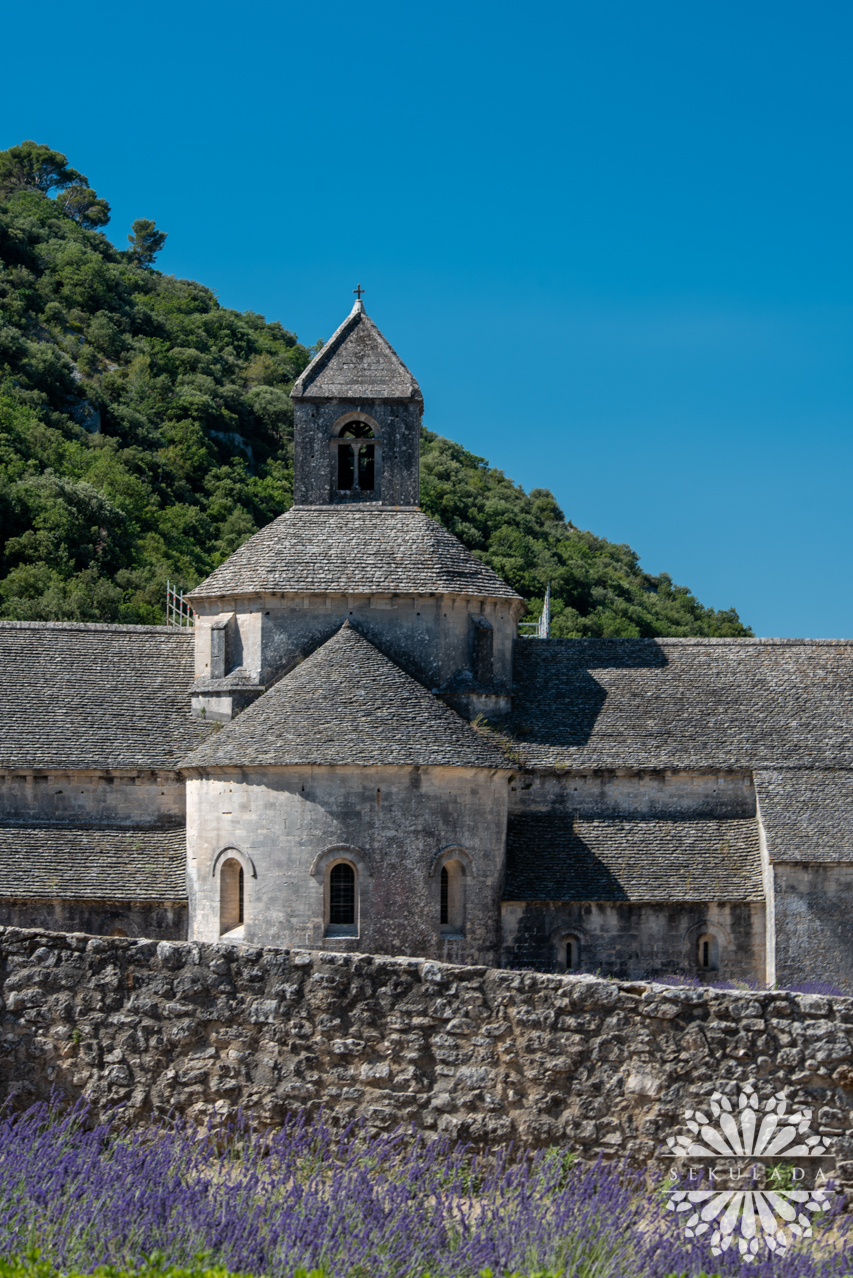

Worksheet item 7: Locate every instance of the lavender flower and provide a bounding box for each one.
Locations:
[0,1101,847,1277]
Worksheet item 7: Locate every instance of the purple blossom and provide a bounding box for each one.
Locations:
[0,1101,848,1277]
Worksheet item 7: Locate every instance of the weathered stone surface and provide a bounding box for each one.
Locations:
[1,929,853,1188]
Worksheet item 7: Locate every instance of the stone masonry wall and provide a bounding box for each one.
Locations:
[0,901,186,942]
[192,594,517,701]
[507,770,756,818]
[774,863,853,993]
[500,900,766,983]
[0,771,185,826]
[186,765,506,961]
[4,928,853,1187]
[293,401,421,508]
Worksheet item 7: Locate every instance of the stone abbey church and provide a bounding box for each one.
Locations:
[2,300,853,990]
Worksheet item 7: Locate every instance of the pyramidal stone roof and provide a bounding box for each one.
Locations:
[291,301,422,402]
[180,623,510,770]
[187,506,521,601]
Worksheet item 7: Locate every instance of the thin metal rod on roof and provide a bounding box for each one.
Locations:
[166,580,195,628]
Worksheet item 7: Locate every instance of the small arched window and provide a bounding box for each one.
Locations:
[556,933,581,972]
[698,932,719,971]
[326,862,357,936]
[220,857,244,935]
[439,860,466,936]
[335,420,376,492]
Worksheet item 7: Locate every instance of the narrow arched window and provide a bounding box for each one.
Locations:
[698,932,719,971]
[557,933,580,971]
[220,857,244,935]
[439,860,466,936]
[329,862,355,926]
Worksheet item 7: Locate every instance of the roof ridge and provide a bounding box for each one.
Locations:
[530,636,853,647]
[0,820,186,831]
[526,813,758,825]
[0,620,186,634]
[290,305,363,397]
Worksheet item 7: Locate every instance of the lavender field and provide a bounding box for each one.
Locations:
[0,1102,851,1278]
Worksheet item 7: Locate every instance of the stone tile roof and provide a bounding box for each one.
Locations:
[0,824,186,900]
[291,302,421,401]
[0,621,213,771]
[180,623,511,771]
[187,506,521,601]
[755,769,853,862]
[511,638,853,770]
[503,813,763,901]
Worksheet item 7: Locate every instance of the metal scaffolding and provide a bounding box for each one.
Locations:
[166,580,195,628]
[518,582,550,639]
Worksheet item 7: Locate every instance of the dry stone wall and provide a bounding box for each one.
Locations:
[3,928,853,1187]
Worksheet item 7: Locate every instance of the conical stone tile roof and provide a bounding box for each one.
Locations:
[187,506,521,600]
[179,623,511,771]
[291,301,421,401]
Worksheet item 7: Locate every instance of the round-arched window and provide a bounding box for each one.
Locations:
[698,932,720,971]
[220,857,244,935]
[329,862,356,926]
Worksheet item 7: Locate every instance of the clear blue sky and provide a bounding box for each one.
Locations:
[3,1,851,636]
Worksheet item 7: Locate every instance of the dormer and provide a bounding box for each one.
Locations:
[291,300,423,507]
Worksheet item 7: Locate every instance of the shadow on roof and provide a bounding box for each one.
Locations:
[511,639,670,748]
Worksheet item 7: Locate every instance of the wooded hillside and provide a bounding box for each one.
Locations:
[0,144,751,637]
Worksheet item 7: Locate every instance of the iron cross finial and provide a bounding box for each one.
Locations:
[353,284,365,300]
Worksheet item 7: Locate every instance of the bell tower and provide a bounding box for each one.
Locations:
[290,299,423,507]
[187,294,523,725]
